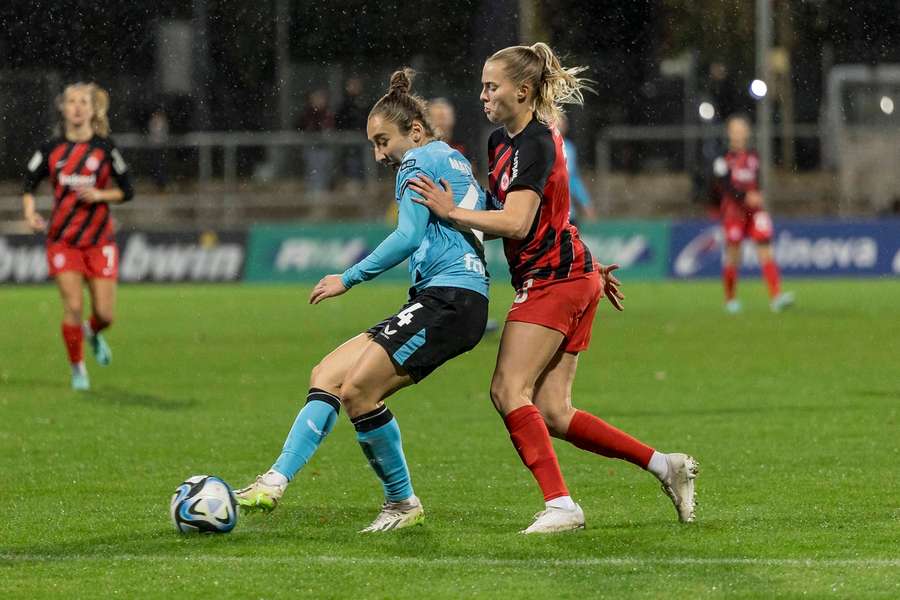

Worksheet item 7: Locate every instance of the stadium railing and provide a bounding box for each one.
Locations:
[594,123,832,214]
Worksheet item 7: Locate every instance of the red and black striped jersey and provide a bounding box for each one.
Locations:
[711,149,760,205]
[23,135,134,248]
[487,118,596,290]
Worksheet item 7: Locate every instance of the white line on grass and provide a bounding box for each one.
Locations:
[1,555,898,568]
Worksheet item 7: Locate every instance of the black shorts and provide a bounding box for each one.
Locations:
[367,286,488,382]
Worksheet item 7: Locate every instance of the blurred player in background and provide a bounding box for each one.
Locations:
[235,69,489,533]
[558,114,596,226]
[429,97,468,158]
[412,43,697,534]
[22,83,134,391]
[711,114,794,313]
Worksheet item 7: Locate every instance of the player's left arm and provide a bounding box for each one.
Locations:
[78,141,135,204]
[310,178,429,304]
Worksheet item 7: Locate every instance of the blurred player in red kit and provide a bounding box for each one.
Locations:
[22,83,135,390]
[712,115,794,313]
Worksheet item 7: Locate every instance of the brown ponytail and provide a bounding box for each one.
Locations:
[369,68,435,137]
[488,43,593,126]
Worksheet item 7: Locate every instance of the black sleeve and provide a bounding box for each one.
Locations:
[106,138,135,202]
[23,142,51,194]
[508,132,555,197]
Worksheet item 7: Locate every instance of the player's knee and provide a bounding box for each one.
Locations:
[93,309,114,328]
[63,299,83,321]
[310,359,340,391]
[490,375,531,414]
[309,361,326,388]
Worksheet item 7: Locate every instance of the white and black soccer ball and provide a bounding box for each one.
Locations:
[170,475,238,534]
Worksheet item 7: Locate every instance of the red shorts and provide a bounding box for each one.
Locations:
[46,242,119,279]
[506,271,602,353]
[721,201,774,244]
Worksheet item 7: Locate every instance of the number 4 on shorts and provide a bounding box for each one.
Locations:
[396,303,423,327]
[385,302,424,336]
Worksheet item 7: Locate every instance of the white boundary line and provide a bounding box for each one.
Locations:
[1,554,898,568]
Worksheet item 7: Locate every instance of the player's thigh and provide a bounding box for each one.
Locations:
[532,350,580,435]
[86,277,117,322]
[342,340,414,417]
[310,333,373,392]
[55,271,84,314]
[491,321,565,414]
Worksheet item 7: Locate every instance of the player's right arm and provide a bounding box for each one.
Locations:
[22,144,50,232]
[410,133,551,240]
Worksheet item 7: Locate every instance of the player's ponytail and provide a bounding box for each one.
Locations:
[56,82,111,137]
[90,84,111,138]
[489,43,593,126]
[369,68,436,137]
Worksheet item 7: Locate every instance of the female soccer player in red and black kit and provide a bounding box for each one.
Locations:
[22,83,134,391]
[411,43,697,533]
[712,114,794,313]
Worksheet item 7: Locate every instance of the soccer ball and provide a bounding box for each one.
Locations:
[170,475,238,533]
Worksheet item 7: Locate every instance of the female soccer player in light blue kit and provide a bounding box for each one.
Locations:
[235,69,490,532]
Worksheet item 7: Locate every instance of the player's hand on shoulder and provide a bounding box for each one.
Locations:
[600,263,624,311]
[409,175,456,221]
[24,211,47,232]
[309,274,348,305]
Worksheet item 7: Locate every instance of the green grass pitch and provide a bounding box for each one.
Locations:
[1,279,898,598]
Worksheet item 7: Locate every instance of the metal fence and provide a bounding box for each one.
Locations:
[593,123,829,213]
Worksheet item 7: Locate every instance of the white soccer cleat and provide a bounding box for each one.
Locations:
[660,453,699,523]
[520,504,585,534]
[233,473,287,512]
[725,299,742,314]
[770,291,796,313]
[359,495,424,533]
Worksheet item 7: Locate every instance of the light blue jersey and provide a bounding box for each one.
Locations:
[564,138,592,220]
[341,140,489,297]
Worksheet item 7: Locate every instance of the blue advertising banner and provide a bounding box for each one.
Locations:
[669,219,900,278]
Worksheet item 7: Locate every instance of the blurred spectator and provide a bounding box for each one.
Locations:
[336,77,367,130]
[336,77,368,189]
[558,114,596,224]
[147,109,170,190]
[296,89,335,196]
[430,97,468,158]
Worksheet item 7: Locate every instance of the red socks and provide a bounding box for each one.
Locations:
[89,315,110,335]
[504,405,569,502]
[61,323,84,364]
[565,410,654,468]
[723,264,738,301]
[725,261,781,300]
[761,260,781,298]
